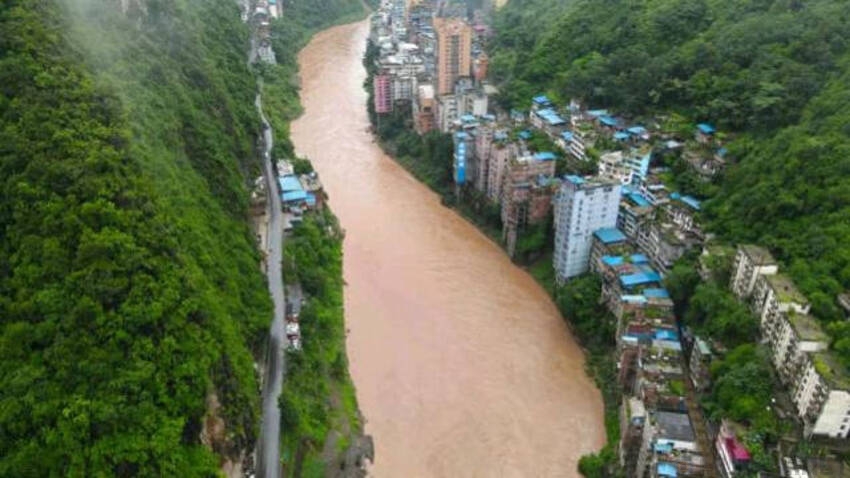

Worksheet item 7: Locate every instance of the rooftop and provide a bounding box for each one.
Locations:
[767,274,808,305]
[812,352,850,390]
[279,175,303,193]
[679,195,701,211]
[740,244,776,266]
[788,313,829,342]
[614,131,630,141]
[620,271,663,288]
[594,227,627,245]
[561,130,574,141]
[532,94,551,106]
[695,338,711,356]
[697,123,716,135]
[655,411,696,442]
[599,115,619,127]
[628,192,652,208]
[533,151,557,161]
[565,175,584,186]
[644,288,670,298]
[657,462,677,478]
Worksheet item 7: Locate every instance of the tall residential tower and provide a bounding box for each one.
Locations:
[433,17,472,95]
[554,176,622,281]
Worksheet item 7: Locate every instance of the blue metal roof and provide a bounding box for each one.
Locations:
[599,115,619,127]
[305,193,316,207]
[536,108,566,125]
[282,190,308,203]
[602,256,624,266]
[628,192,651,208]
[594,228,627,244]
[565,175,584,185]
[534,151,557,161]
[279,175,303,193]
[561,131,574,141]
[461,114,476,122]
[587,109,608,117]
[455,131,469,139]
[631,254,650,265]
[620,272,662,288]
[680,195,702,211]
[655,329,679,341]
[654,442,674,453]
[657,462,677,478]
[697,123,715,134]
[621,294,648,304]
[532,95,551,105]
[643,287,669,298]
[613,131,630,141]
[518,130,532,140]
[627,125,647,136]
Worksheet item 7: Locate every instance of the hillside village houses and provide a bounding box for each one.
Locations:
[731,246,850,439]
[368,2,849,476]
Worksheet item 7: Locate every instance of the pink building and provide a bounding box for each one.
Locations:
[374,74,392,114]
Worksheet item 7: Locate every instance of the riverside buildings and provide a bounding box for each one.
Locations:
[434,17,472,95]
[553,176,622,281]
[731,245,850,439]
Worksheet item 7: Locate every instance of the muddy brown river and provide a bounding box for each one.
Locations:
[290,20,605,477]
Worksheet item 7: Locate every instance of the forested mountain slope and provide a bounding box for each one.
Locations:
[0,0,271,475]
[490,0,850,324]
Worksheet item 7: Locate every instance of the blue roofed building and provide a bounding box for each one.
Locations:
[695,123,716,143]
[598,115,619,129]
[627,125,649,141]
[532,94,552,107]
[533,151,557,161]
[557,128,588,161]
[657,462,677,478]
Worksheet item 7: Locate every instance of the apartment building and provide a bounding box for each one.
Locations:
[413,84,435,134]
[553,176,622,281]
[433,17,472,95]
[500,152,557,256]
[732,246,850,438]
[486,141,516,203]
[730,245,778,300]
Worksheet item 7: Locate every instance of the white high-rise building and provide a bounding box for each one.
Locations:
[554,176,622,281]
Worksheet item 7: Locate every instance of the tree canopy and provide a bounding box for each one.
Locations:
[1,1,271,474]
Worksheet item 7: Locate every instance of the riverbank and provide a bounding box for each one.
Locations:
[362,38,619,477]
[254,3,375,476]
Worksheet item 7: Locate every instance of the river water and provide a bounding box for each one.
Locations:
[290,20,605,477]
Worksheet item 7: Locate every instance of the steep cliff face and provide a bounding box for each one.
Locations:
[0,1,271,475]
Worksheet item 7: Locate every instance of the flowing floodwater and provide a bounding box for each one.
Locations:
[290,20,605,477]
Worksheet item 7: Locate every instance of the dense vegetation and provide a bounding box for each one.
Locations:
[1,0,272,475]
[490,0,850,339]
[278,211,361,476]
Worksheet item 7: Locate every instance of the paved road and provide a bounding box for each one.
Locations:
[255,94,285,478]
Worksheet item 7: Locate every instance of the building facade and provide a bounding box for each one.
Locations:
[730,245,778,300]
[553,176,622,281]
[433,17,472,95]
